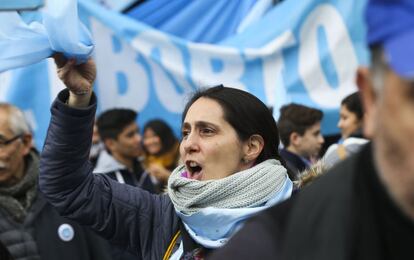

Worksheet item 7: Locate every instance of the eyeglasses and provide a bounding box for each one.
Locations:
[0,134,22,148]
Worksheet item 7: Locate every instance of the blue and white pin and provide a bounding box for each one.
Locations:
[58,223,75,242]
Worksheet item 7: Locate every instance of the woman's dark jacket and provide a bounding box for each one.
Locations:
[39,90,180,259]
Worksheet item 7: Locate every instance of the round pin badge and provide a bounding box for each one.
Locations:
[58,223,75,242]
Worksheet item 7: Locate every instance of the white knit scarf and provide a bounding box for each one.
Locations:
[167,159,288,215]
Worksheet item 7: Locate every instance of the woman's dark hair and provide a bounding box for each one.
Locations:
[182,85,282,164]
[143,119,178,156]
[341,92,363,120]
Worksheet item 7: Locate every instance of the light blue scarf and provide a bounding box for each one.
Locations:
[169,178,292,259]
[0,0,93,73]
[178,178,292,248]
[168,159,293,259]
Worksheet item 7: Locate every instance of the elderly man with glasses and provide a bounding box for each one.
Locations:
[0,103,112,260]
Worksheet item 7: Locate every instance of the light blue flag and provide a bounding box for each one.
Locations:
[0,0,94,73]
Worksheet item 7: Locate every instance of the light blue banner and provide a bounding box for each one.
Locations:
[0,0,368,149]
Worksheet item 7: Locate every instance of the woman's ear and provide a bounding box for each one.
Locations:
[242,134,264,163]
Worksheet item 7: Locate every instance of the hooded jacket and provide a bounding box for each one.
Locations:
[93,149,155,193]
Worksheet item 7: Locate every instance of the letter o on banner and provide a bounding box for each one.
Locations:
[299,4,358,108]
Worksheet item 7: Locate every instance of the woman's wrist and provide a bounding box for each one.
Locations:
[67,90,92,108]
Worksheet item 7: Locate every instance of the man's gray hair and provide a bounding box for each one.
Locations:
[0,103,31,135]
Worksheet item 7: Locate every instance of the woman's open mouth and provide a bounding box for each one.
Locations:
[186,161,203,180]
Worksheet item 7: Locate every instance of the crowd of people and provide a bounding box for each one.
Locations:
[1,0,414,259]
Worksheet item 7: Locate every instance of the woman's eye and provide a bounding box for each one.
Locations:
[201,128,214,135]
[181,130,189,138]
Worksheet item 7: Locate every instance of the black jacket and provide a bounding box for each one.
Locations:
[0,190,112,260]
[279,148,308,180]
[210,144,414,259]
